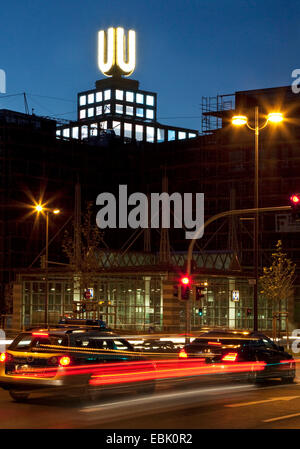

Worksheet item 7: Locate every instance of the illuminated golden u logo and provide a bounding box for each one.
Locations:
[98,27,136,77]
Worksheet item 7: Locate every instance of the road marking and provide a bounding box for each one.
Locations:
[263,412,300,423]
[225,396,300,408]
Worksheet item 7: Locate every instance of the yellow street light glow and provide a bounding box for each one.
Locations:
[35,204,43,212]
[232,115,248,126]
[267,112,283,123]
[98,27,136,77]
[53,209,60,214]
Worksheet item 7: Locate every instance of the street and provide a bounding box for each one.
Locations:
[1,369,300,429]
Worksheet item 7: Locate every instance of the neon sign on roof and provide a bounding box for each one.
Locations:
[98,27,136,77]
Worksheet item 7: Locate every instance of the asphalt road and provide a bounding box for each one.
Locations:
[1,371,300,429]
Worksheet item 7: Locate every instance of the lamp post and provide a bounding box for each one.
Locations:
[34,205,60,327]
[232,109,283,331]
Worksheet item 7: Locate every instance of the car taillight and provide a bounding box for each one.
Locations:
[0,353,13,363]
[59,356,71,367]
[222,352,238,362]
[179,349,188,358]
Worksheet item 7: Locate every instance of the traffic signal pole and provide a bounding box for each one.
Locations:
[184,205,291,344]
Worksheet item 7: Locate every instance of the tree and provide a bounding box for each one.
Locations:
[260,240,296,339]
[62,202,105,312]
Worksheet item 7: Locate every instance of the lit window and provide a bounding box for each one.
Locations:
[113,121,121,136]
[178,131,186,140]
[104,89,111,100]
[81,125,88,139]
[72,127,79,139]
[135,124,143,141]
[100,121,107,130]
[88,93,94,104]
[188,133,197,138]
[124,123,132,138]
[146,109,154,120]
[96,106,102,115]
[104,104,111,114]
[80,109,86,119]
[146,95,154,106]
[157,128,165,142]
[96,91,102,102]
[136,93,144,104]
[56,129,61,136]
[90,124,97,136]
[146,126,155,143]
[88,108,94,117]
[63,128,70,138]
[79,95,86,106]
[126,106,134,116]
[136,108,144,117]
[168,130,176,141]
[126,91,134,102]
[116,89,124,100]
[116,104,123,114]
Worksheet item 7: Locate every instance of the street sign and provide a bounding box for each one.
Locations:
[84,288,94,300]
[232,290,240,302]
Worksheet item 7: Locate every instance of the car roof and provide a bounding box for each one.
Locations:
[194,330,262,340]
[22,327,119,337]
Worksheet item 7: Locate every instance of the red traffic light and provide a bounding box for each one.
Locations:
[290,194,300,204]
[180,276,191,285]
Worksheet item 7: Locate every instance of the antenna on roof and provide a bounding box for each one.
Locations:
[23,92,29,115]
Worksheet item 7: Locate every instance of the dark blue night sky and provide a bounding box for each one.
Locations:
[0,0,299,131]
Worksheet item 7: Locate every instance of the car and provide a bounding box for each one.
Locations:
[178,330,296,384]
[0,319,156,402]
[135,339,177,353]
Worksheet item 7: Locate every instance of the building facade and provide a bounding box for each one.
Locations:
[9,250,289,334]
[56,77,198,144]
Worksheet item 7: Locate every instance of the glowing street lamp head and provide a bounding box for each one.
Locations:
[53,209,60,215]
[267,112,283,123]
[35,204,43,212]
[232,115,247,126]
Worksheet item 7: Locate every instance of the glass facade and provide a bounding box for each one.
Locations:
[22,276,163,331]
[16,273,284,333]
[23,280,73,328]
[58,86,198,143]
[190,278,288,331]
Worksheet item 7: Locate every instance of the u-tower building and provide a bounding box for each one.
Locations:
[5,27,299,335]
[56,27,198,144]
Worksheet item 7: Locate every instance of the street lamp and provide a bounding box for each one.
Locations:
[232,108,283,331]
[34,204,61,327]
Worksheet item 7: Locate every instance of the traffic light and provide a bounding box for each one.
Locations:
[290,193,300,221]
[81,302,87,313]
[173,284,179,298]
[246,308,252,316]
[195,286,205,301]
[196,308,203,316]
[180,276,191,301]
[195,282,208,301]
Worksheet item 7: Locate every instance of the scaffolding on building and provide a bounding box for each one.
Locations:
[201,94,235,135]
